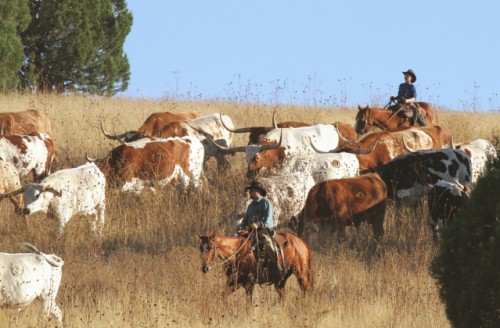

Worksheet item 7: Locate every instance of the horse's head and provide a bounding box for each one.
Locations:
[354,105,374,135]
[198,232,218,273]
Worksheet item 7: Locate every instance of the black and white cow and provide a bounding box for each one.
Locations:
[370,148,472,208]
[428,180,469,236]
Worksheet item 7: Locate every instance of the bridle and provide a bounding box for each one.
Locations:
[202,230,255,272]
[358,107,404,134]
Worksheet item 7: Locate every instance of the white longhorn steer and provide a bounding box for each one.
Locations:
[0,163,106,235]
[0,243,64,325]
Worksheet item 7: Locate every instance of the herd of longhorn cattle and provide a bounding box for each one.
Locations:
[0,105,497,323]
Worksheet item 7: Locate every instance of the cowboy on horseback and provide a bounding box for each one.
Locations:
[388,69,426,126]
[237,180,282,280]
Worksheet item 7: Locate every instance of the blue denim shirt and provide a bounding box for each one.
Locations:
[241,197,274,229]
[398,83,417,100]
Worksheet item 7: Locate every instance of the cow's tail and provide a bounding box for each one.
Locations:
[19,242,65,267]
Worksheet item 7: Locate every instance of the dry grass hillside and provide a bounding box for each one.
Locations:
[0,93,499,327]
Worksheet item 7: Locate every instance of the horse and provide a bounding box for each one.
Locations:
[354,103,440,135]
[198,231,314,303]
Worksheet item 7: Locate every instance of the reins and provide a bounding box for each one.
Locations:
[204,230,255,271]
[367,107,404,132]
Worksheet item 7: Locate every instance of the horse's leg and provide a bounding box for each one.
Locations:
[244,284,254,305]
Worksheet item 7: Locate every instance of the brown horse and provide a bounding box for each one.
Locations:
[198,231,314,302]
[354,104,440,135]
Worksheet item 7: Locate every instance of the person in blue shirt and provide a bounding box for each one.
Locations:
[238,180,281,279]
[389,69,426,126]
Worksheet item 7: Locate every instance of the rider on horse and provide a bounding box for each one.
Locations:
[388,69,426,126]
[237,180,282,280]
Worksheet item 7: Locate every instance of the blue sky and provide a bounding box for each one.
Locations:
[120,1,500,111]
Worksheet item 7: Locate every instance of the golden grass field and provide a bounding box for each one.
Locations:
[0,94,499,327]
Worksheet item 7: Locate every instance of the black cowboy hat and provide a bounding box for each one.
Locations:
[244,180,267,196]
[402,69,417,83]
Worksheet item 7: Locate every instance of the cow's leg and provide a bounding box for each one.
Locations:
[94,205,105,236]
[41,297,63,325]
[370,201,386,241]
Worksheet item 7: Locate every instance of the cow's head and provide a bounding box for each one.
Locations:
[205,131,284,177]
[0,184,62,215]
[22,184,62,215]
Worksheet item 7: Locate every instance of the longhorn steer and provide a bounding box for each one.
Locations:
[370,148,472,209]
[0,109,53,137]
[97,136,205,193]
[0,163,106,235]
[0,132,55,181]
[103,113,233,171]
[328,126,452,170]
[454,138,497,183]
[210,124,357,180]
[298,173,387,240]
[0,243,64,324]
[102,110,201,142]
[428,180,469,236]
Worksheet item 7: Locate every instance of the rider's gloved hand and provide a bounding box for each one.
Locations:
[250,223,260,231]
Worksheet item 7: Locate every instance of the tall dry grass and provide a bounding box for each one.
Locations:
[0,93,499,327]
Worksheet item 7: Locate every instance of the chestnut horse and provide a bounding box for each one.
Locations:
[198,231,314,302]
[354,104,440,135]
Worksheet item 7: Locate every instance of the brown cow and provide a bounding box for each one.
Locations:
[324,126,452,171]
[103,111,201,142]
[0,109,52,137]
[298,173,387,240]
[93,136,205,193]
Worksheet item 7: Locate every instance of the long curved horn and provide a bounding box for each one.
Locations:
[451,177,465,191]
[43,186,62,197]
[206,134,248,154]
[345,135,381,154]
[334,123,358,146]
[100,122,133,141]
[219,113,255,133]
[309,135,380,154]
[85,152,96,162]
[308,137,332,154]
[258,129,283,151]
[272,106,278,129]
[0,186,26,200]
[402,135,418,152]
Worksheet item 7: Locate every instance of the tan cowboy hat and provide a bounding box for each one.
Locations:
[244,180,267,196]
[402,69,417,83]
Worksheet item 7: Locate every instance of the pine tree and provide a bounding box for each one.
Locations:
[20,0,132,96]
[0,0,30,92]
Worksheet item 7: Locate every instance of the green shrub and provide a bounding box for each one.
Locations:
[432,143,500,328]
